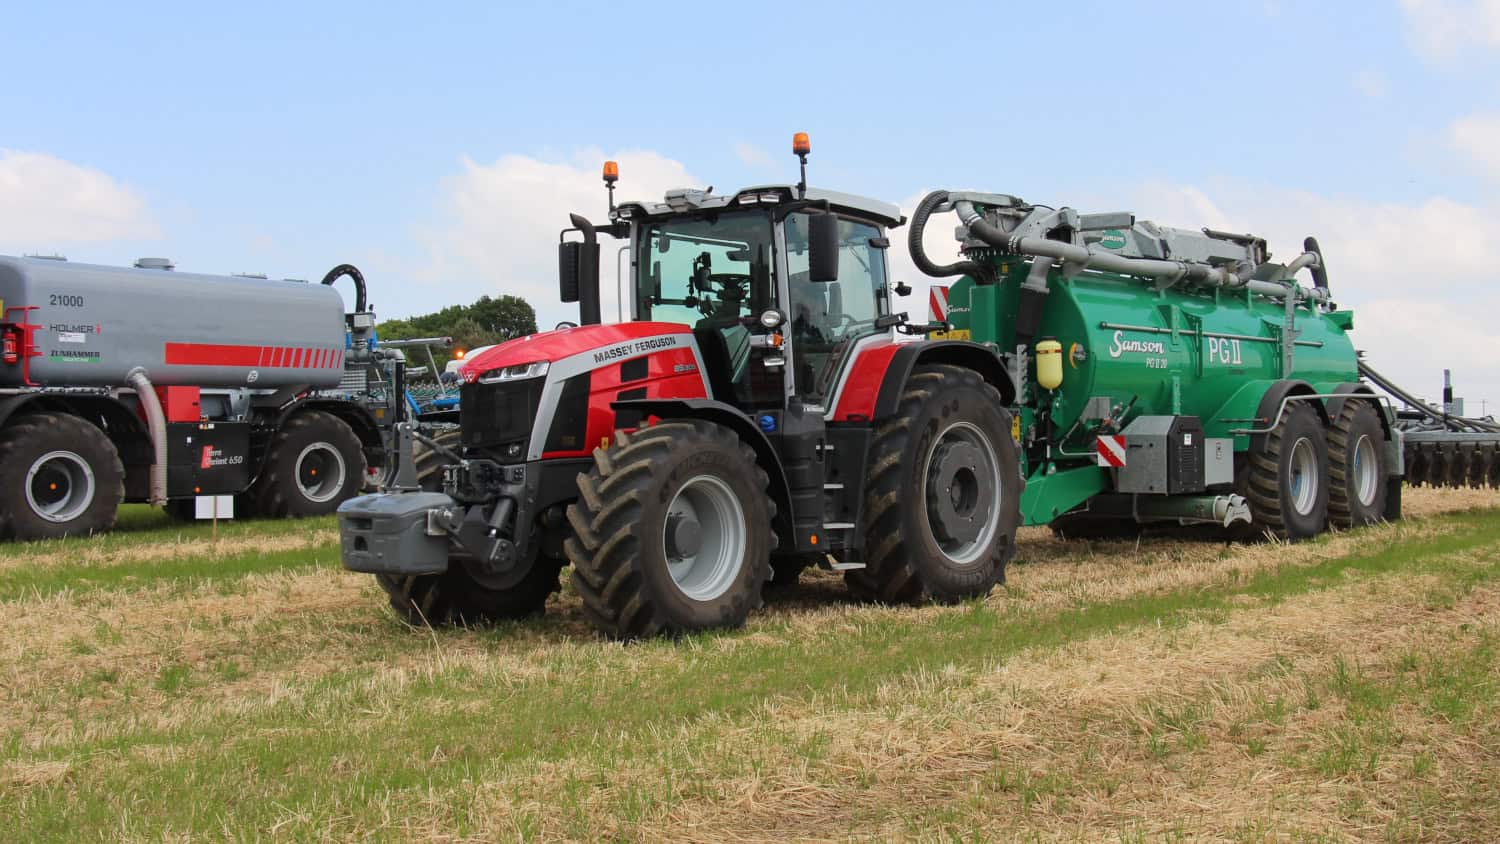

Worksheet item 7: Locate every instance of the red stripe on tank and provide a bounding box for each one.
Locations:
[163,342,264,367]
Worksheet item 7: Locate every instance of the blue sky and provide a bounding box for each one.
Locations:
[3,0,1499,407]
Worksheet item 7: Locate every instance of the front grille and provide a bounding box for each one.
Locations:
[460,378,543,449]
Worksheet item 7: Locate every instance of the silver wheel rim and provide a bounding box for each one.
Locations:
[921,421,1002,566]
[295,443,347,503]
[663,474,747,602]
[1288,438,1319,516]
[26,450,96,523]
[1352,434,1380,507]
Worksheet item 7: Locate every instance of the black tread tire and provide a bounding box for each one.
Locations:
[565,420,775,639]
[251,410,366,517]
[0,413,124,540]
[1241,403,1329,541]
[375,429,563,625]
[845,364,1021,604]
[1328,401,1388,529]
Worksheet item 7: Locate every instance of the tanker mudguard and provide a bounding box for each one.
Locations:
[871,341,1013,419]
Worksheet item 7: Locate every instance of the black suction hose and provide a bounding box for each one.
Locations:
[909,191,993,284]
[321,263,368,313]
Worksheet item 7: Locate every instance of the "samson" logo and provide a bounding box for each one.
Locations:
[1107,330,1166,358]
[593,335,678,364]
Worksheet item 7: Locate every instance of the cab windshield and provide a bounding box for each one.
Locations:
[634,210,774,326]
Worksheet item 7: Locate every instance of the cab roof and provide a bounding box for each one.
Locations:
[610,184,904,228]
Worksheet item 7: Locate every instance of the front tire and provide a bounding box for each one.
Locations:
[565,420,775,639]
[252,410,366,517]
[0,413,124,540]
[1328,401,1388,529]
[1241,403,1328,540]
[845,364,1021,604]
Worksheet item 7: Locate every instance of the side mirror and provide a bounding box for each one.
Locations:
[808,214,840,282]
[560,214,602,324]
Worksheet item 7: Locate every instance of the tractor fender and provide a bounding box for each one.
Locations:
[1325,382,1391,439]
[610,398,795,550]
[871,341,1014,420]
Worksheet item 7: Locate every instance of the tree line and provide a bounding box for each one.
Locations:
[377,294,537,374]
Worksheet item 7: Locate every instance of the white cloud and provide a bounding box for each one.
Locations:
[1450,112,1500,181]
[0,150,158,251]
[1399,0,1500,61]
[733,142,776,170]
[413,149,700,327]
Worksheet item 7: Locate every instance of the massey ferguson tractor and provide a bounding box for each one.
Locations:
[339,133,1461,639]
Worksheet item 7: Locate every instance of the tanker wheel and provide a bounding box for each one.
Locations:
[845,364,1021,605]
[0,413,125,540]
[375,429,563,625]
[252,410,366,518]
[1241,403,1328,541]
[1328,401,1388,529]
[565,420,775,639]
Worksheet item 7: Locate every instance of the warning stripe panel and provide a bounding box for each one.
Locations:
[1096,435,1128,468]
[164,342,339,369]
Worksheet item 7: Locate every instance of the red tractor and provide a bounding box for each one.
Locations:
[340,135,1021,638]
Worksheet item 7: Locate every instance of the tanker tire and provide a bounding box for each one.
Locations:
[565,420,775,640]
[1327,401,1388,529]
[374,429,563,625]
[252,410,366,518]
[0,413,124,540]
[845,364,1021,604]
[1242,403,1328,541]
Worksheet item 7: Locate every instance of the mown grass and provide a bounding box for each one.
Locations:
[2,494,1499,840]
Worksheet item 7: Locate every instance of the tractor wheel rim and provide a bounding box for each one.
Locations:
[1352,435,1380,507]
[663,474,747,602]
[295,443,347,503]
[1288,437,1319,516]
[25,450,96,523]
[922,421,1002,566]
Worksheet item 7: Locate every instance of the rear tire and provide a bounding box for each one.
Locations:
[1241,403,1328,541]
[252,410,366,517]
[375,429,563,625]
[0,413,124,540]
[845,364,1021,604]
[565,420,775,639]
[1328,401,1388,529]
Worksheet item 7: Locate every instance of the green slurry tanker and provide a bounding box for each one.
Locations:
[341,137,1440,639]
[912,189,1394,539]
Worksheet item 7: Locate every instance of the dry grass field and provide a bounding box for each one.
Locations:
[3,488,1499,842]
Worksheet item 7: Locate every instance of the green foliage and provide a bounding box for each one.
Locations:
[377,294,538,372]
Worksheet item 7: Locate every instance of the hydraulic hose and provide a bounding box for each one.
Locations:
[125,368,168,506]
[321,263,368,313]
[1359,362,1500,433]
[908,191,992,283]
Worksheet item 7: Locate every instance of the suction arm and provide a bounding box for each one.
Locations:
[321,263,368,313]
[907,191,993,283]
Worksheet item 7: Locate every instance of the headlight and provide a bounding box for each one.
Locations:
[478,361,550,383]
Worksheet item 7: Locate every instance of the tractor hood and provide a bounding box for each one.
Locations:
[458,322,694,382]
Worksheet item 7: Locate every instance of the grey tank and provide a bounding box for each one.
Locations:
[0,255,347,389]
